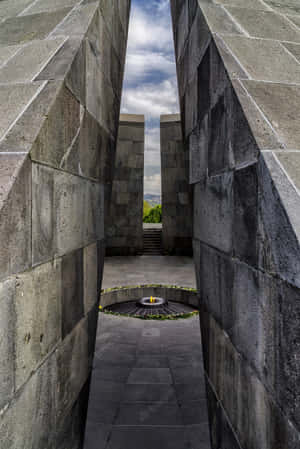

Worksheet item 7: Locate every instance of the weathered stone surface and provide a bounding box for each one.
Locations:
[0,45,20,67]
[54,170,104,256]
[263,0,300,15]
[222,35,300,83]
[161,116,193,255]
[194,173,233,254]
[0,83,44,142]
[15,260,62,390]
[62,249,84,339]
[0,353,57,449]
[0,0,34,20]
[52,3,98,37]
[276,152,300,191]
[225,6,300,41]
[244,80,300,150]
[0,278,15,409]
[84,243,98,315]
[0,9,71,45]
[0,38,65,83]
[106,116,144,256]
[0,81,62,154]
[30,83,81,169]
[0,156,31,281]
[233,163,258,266]
[199,3,244,35]
[57,318,89,418]
[258,153,300,287]
[23,0,80,15]
[32,163,55,265]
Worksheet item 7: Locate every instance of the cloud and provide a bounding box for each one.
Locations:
[144,173,161,195]
[124,51,175,85]
[127,3,173,54]
[121,78,179,120]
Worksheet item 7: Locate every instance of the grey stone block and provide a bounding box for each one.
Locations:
[189,114,209,184]
[0,8,71,45]
[54,170,104,256]
[52,3,98,37]
[0,352,57,449]
[62,248,84,339]
[31,83,81,169]
[222,35,300,84]
[200,2,244,35]
[0,81,62,154]
[226,6,300,41]
[233,163,258,266]
[0,83,44,142]
[32,163,55,265]
[0,155,31,281]
[0,278,15,409]
[84,242,98,315]
[57,318,89,419]
[15,260,62,390]
[258,153,300,287]
[23,0,80,15]
[194,173,233,254]
[0,37,65,84]
[244,80,300,150]
[0,0,34,20]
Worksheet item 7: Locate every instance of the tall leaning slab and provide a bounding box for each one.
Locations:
[171,0,300,448]
[0,1,131,447]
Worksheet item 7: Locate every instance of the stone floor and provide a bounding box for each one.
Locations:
[84,256,210,448]
[84,314,211,449]
[102,256,196,289]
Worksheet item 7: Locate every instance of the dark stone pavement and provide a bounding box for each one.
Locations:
[84,313,211,449]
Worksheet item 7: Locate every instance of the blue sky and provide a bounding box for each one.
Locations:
[120,0,179,196]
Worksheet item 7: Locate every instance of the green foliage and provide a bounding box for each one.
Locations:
[100,309,199,320]
[143,204,162,223]
[143,200,151,219]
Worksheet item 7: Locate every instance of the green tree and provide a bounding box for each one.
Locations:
[143,200,151,220]
[143,204,162,223]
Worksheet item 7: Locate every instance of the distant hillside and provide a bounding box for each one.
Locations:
[144,194,161,207]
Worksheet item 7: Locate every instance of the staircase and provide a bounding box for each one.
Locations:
[143,226,162,255]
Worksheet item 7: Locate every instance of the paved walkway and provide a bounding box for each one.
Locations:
[84,256,211,449]
[102,256,196,289]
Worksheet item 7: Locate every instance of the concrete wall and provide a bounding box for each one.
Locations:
[0,1,130,448]
[160,114,193,255]
[106,114,144,256]
[171,1,300,448]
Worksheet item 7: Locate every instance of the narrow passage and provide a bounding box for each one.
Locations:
[84,256,211,449]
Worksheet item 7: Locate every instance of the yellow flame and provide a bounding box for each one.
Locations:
[150,296,156,303]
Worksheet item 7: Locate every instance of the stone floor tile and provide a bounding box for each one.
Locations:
[122,384,177,403]
[175,382,207,404]
[105,426,186,449]
[180,400,209,425]
[134,355,169,368]
[127,368,173,384]
[84,423,111,449]
[114,402,183,425]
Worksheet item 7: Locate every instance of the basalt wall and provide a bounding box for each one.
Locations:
[0,1,130,448]
[160,114,193,255]
[106,114,144,256]
[171,0,300,448]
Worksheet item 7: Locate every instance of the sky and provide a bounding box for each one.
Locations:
[120,0,179,197]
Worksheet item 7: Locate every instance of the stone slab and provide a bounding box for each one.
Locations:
[23,0,80,15]
[0,156,31,281]
[0,278,15,409]
[222,35,300,83]
[61,248,84,339]
[0,9,72,45]
[225,6,300,41]
[244,80,300,149]
[15,260,62,390]
[0,83,44,142]
[0,38,65,83]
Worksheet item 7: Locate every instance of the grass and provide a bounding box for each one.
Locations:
[99,308,199,320]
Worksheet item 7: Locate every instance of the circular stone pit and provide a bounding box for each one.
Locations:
[100,285,199,319]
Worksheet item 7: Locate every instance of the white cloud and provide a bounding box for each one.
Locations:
[121,78,179,120]
[127,4,173,54]
[144,173,161,195]
[124,51,175,85]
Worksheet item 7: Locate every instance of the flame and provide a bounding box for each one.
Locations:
[150,296,156,303]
